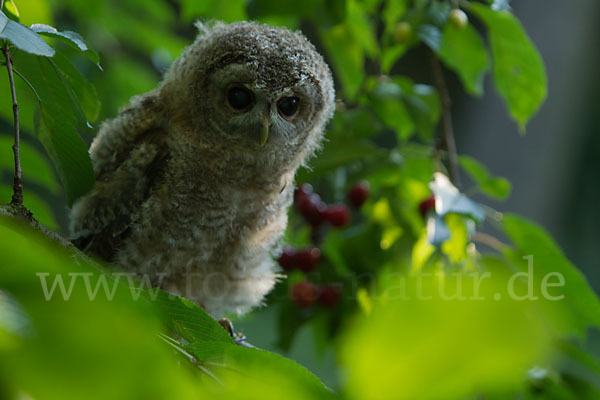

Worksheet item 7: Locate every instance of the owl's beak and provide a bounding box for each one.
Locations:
[259,118,270,147]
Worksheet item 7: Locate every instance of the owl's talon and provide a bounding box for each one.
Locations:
[218,318,255,348]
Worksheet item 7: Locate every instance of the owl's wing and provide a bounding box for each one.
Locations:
[70,94,169,261]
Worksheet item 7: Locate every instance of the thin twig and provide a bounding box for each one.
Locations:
[2,42,23,205]
[430,52,461,189]
[0,1,5,11]
[472,232,507,252]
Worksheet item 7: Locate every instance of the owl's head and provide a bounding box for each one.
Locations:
[160,21,335,169]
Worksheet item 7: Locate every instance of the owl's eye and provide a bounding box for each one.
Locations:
[277,96,300,119]
[227,86,254,110]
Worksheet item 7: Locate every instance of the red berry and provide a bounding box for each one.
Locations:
[294,183,313,205]
[324,204,350,227]
[290,281,319,308]
[418,195,436,218]
[295,248,321,273]
[298,193,327,226]
[277,248,297,271]
[318,284,341,308]
[347,181,370,208]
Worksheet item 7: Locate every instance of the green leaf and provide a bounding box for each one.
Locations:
[439,23,490,96]
[346,0,379,57]
[459,155,511,200]
[0,11,54,56]
[185,341,333,399]
[382,0,407,32]
[380,0,410,73]
[368,80,415,140]
[470,4,547,131]
[145,290,234,345]
[394,77,441,140]
[1,0,19,22]
[440,213,468,264]
[0,218,203,399]
[342,269,560,400]
[30,24,101,69]
[297,135,384,182]
[180,0,247,22]
[381,44,408,73]
[15,52,94,205]
[320,24,364,99]
[416,24,441,52]
[50,51,101,123]
[502,214,600,336]
[411,228,435,273]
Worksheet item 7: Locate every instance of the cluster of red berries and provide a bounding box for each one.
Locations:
[278,247,321,273]
[278,247,340,307]
[279,181,370,308]
[290,281,342,308]
[294,181,370,228]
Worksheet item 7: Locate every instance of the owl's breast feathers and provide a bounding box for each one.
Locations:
[70,93,292,270]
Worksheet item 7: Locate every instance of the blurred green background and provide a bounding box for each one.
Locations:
[1,0,600,395]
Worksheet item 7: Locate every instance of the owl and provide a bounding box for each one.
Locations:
[69,21,335,317]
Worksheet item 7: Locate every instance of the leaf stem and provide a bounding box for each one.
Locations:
[430,52,461,189]
[2,42,23,205]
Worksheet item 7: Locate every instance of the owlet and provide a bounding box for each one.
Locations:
[69,21,335,317]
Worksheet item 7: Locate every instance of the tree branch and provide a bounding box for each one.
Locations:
[2,43,24,205]
[430,52,461,189]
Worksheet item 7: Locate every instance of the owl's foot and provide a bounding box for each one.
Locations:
[218,318,255,348]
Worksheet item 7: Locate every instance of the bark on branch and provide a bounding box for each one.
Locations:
[430,52,461,189]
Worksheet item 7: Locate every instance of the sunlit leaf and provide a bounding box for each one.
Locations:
[0,11,54,56]
[440,214,468,263]
[144,290,234,345]
[186,341,333,399]
[342,270,561,400]
[30,24,101,69]
[503,214,600,336]
[0,218,201,399]
[412,228,435,273]
[1,0,19,22]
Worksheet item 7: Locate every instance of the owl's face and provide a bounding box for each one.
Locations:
[202,62,322,151]
[164,22,335,168]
